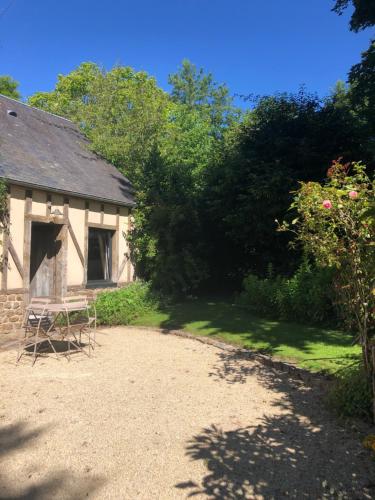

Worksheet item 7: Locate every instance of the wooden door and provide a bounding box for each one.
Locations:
[29,224,61,298]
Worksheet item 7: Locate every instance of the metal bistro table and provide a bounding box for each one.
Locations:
[17,296,97,365]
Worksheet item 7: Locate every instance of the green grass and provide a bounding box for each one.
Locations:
[131,298,360,373]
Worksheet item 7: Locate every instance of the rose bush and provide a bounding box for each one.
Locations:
[280,160,375,417]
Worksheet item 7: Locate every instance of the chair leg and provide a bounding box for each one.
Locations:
[16,339,23,363]
[31,341,39,367]
[83,327,91,357]
[90,323,100,348]
[47,338,59,360]
[67,338,71,361]
[16,328,26,363]
[17,311,31,363]
[72,332,90,358]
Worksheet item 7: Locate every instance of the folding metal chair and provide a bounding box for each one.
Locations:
[17,297,59,365]
[61,296,98,352]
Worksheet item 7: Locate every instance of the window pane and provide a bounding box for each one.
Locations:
[87,228,113,281]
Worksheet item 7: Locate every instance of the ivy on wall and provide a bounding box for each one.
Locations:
[0,180,9,271]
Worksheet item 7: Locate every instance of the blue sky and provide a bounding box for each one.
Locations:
[0,0,373,103]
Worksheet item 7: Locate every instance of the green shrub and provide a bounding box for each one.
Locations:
[327,365,373,421]
[238,259,337,326]
[95,281,158,326]
[238,266,282,317]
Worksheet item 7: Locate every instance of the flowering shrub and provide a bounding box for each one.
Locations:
[281,160,375,417]
[322,199,332,209]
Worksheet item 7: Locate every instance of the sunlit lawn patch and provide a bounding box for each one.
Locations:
[132,298,360,373]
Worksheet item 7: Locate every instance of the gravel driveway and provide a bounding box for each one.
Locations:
[0,327,374,499]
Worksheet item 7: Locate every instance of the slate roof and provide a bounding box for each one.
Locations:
[0,95,135,206]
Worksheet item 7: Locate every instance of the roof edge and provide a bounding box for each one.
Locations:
[4,178,136,208]
[0,93,74,124]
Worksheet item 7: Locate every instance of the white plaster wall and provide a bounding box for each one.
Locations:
[67,198,85,286]
[88,201,101,224]
[103,204,117,226]
[8,186,25,289]
[31,189,46,216]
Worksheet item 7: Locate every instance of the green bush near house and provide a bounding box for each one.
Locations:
[238,260,337,327]
[95,282,158,326]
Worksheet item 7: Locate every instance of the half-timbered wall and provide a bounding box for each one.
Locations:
[0,184,134,333]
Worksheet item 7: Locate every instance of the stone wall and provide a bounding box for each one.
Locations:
[0,292,24,334]
[0,284,130,334]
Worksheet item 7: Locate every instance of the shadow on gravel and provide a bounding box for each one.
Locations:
[208,351,259,384]
[176,352,375,499]
[0,422,105,499]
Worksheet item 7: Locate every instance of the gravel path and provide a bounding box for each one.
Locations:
[0,327,374,499]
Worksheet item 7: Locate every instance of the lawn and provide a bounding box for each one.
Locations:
[132,298,360,373]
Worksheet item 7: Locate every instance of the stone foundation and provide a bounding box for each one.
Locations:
[0,292,25,334]
[0,284,130,334]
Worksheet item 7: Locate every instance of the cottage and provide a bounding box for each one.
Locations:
[0,95,135,332]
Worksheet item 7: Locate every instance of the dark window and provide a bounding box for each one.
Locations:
[87,228,113,282]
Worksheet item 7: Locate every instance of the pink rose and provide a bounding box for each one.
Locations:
[349,190,358,199]
[322,200,332,209]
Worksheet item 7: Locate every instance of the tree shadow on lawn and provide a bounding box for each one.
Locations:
[159,298,357,358]
[0,422,105,499]
[176,353,375,499]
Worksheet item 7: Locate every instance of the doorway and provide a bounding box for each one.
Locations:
[30,223,62,298]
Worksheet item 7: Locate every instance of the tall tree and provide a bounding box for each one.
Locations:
[202,89,372,286]
[29,61,219,294]
[349,40,375,142]
[28,62,100,120]
[133,60,236,293]
[0,75,20,99]
[169,59,237,137]
[332,1,375,152]
[29,63,169,186]
[332,0,375,31]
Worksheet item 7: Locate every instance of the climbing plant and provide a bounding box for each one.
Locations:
[0,180,9,270]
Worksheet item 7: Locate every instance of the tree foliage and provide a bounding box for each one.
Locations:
[29,61,236,294]
[349,40,375,140]
[28,62,100,119]
[333,0,375,159]
[0,75,20,100]
[27,57,374,299]
[168,59,236,136]
[201,89,371,286]
[29,63,169,185]
[131,61,236,293]
[130,149,208,295]
[332,0,375,32]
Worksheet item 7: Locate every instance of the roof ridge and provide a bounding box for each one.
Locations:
[0,93,74,124]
